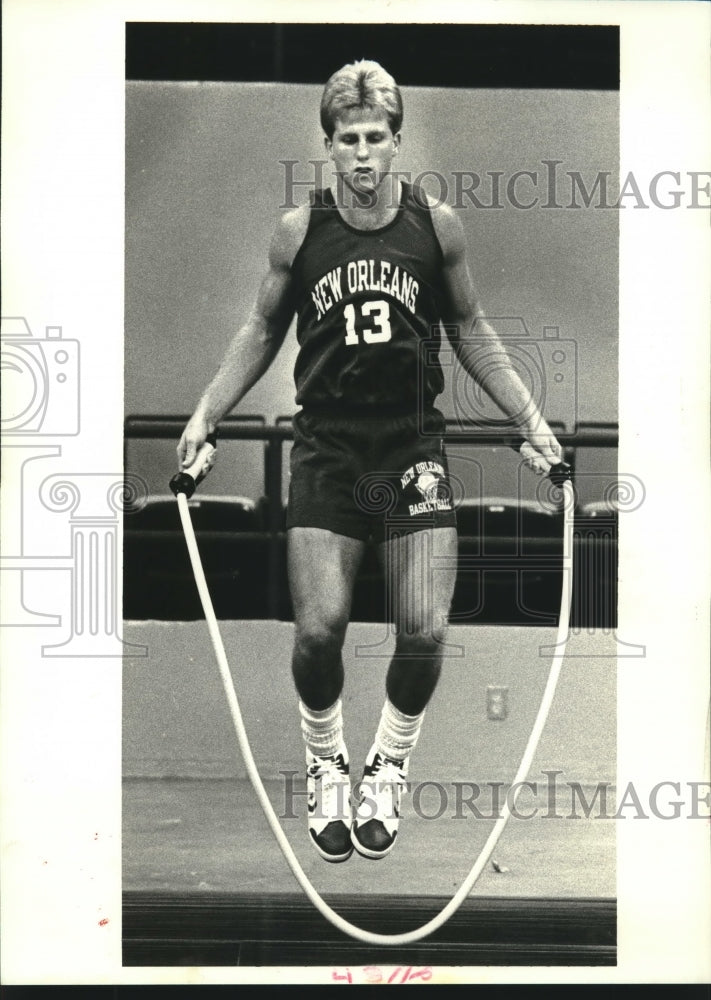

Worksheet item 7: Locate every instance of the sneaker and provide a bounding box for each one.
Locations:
[306,746,353,863]
[351,745,409,860]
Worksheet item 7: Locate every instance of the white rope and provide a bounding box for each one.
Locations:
[176,480,575,945]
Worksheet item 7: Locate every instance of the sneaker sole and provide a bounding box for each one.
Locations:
[350,825,397,860]
[309,829,354,863]
[311,841,354,863]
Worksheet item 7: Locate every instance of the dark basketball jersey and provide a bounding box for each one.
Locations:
[290,182,448,413]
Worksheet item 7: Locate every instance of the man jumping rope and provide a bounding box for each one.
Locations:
[178,60,562,864]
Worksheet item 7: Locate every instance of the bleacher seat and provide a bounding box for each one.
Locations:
[448,497,562,625]
[129,495,260,532]
[123,493,617,628]
[578,500,619,521]
[456,497,560,533]
[123,495,273,620]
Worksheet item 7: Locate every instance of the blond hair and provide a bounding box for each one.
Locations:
[320,60,403,138]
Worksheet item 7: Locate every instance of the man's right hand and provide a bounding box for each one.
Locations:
[177,412,215,470]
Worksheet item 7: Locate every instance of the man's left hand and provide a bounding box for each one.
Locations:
[519,433,562,476]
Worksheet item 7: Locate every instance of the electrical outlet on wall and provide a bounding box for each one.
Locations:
[487,685,509,720]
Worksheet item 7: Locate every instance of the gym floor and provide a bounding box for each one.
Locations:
[123,621,616,967]
[123,776,614,899]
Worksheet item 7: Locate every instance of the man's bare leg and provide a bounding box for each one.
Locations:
[352,526,457,859]
[287,527,365,862]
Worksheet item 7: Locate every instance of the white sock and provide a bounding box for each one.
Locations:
[374,698,425,763]
[299,699,344,757]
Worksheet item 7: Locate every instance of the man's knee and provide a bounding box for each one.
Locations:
[395,621,447,657]
[294,614,348,662]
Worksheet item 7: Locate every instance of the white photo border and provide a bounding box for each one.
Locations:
[1,0,709,986]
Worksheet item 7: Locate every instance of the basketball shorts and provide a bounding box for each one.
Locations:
[286,408,457,542]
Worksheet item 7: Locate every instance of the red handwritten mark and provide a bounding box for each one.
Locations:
[331,968,353,983]
[98,918,109,927]
[407,967,433,982]
[331,965,432,985]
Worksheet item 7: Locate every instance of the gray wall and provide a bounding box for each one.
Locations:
[123,622,615,784]
[125,82,618,502]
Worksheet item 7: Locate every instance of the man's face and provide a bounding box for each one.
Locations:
[325,107,400,199]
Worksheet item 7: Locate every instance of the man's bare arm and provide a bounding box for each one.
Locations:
[432,202,561,471]
[178,208,308,468]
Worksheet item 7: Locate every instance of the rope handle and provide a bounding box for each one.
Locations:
[170,433,218,499]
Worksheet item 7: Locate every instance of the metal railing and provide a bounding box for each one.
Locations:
[124,415,618,620]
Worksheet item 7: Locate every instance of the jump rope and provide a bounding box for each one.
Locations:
[169,434,574,946]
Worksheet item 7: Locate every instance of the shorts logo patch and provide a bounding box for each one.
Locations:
[400,460,453,516]
[415,471,441,503]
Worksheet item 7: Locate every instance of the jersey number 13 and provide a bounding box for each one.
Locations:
[343,300,392,345]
